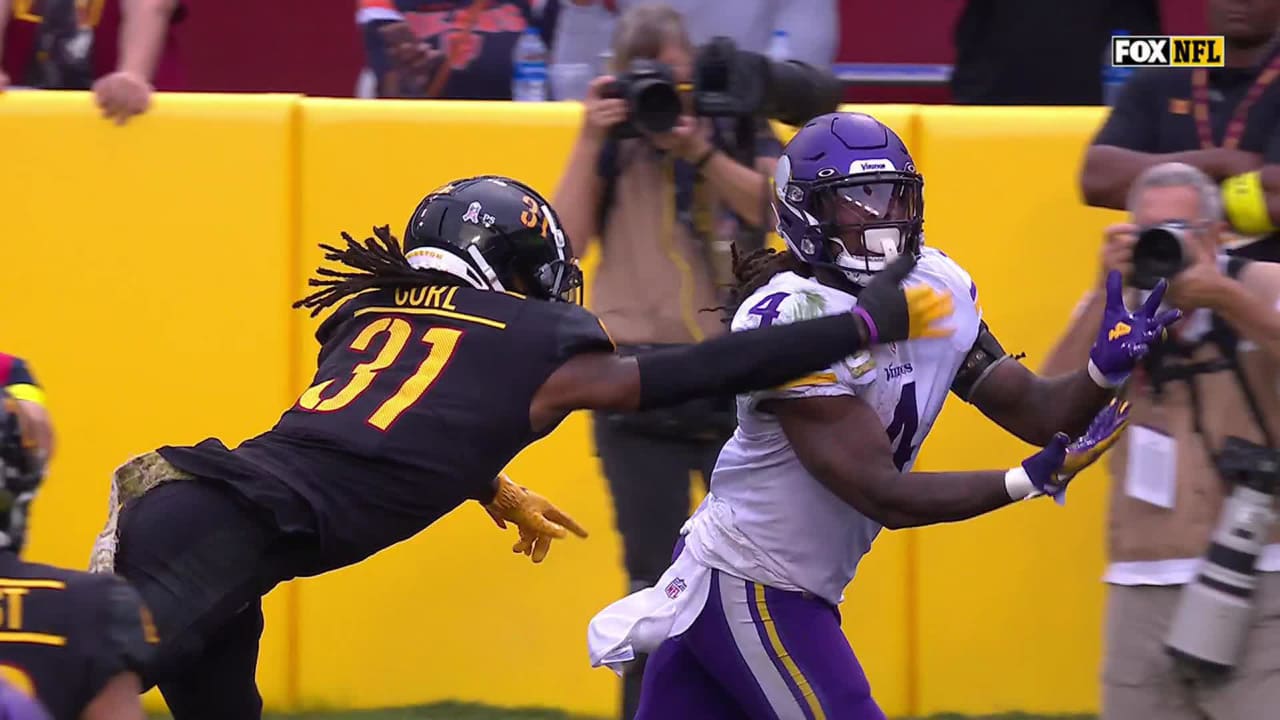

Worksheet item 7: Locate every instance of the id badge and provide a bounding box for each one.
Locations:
[1124,426,1177,509]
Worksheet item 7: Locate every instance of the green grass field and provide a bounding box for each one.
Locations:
[149,705,1097,720]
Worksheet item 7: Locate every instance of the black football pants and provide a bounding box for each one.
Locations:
[591,413,728,720]
[114,478,302,720]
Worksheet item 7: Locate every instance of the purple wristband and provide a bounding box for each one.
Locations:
[852,307,877,345]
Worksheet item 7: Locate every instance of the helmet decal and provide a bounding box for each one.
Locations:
[402,175,584,304]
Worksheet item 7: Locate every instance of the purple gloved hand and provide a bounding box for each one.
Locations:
[1088,271,1182,388]
[1019,398,1131,505]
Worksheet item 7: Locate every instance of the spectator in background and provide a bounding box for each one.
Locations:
[0,0,185,124]
[358,0,558,99]
[551,4,780,718]
[550,0,838,79]
[1081,0,1280,261]
[1043,162,1280,720]
[951,0,1161,105]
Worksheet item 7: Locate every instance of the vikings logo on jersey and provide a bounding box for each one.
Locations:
[771,112,925,286]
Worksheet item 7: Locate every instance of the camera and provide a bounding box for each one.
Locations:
[1165,437,1280,677]
[603,60,684,138]
[1131,222,1196,290]
[604,36,843,139]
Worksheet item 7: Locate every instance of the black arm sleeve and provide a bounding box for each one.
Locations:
[634,311,869,410]
[950,321,1012,403]
[1093,70,1162,151]
[85,578,157,698]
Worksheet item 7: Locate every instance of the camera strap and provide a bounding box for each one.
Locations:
[1144,257,1277,459]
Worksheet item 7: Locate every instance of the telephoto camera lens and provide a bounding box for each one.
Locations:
[1165,439,1280,676]
[1131,223,1193,290]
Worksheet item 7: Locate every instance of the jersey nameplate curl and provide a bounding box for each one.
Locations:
[394,286,459,311]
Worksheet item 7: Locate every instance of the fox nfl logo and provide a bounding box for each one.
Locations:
[1111,35,1225,67]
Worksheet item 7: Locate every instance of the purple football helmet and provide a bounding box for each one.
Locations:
[772,112,924,285]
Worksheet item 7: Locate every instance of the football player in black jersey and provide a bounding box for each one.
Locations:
[0,379,155,720]
[88,175,952,719]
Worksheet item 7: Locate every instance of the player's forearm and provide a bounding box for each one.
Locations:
[634,311,871,410]
[81,671,145,720]
[117,0,175,79]
[1021,369,1114,443]
[870,470,1014,530]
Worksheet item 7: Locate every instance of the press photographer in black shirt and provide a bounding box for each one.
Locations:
[1082,0,1280,261]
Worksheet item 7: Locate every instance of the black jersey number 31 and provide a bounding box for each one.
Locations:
[297,317,463,431]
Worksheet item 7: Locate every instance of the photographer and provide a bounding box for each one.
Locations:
[1044,162,1280,720]
[551,4,780,717]
[1080,0,1280,261]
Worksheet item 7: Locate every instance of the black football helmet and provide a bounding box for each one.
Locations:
[403,175,583,304]
[0,395,44,553]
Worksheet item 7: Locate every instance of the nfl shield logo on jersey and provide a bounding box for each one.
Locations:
[665,577,687,599]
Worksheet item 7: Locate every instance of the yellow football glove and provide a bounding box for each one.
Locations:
[482,474,588,563]
[906,285,955,340]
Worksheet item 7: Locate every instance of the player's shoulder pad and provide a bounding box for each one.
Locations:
[918,247,975,299]
[731,272,838,332]
[96,576,159,673]
[548,303,616,362]
[917,247,982,351]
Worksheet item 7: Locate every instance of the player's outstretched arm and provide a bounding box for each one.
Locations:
[963,272,1179,446]
[966,357,1116,446]
[81,672,145,720]
[530,255,953,430]
[770,393,1130,528]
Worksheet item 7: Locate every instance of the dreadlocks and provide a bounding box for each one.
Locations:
[293,225,458,317]
[718,244,809,323]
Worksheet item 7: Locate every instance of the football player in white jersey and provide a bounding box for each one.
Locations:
[587,112,1182,720]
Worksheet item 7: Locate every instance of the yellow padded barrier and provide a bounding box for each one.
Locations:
[0,91,300,711]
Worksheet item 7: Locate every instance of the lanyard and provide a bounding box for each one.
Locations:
[1192,47,1280,150]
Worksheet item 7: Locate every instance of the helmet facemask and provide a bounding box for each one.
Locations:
[810,172,923,285]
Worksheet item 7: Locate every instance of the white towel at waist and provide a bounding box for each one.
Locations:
[586,544,711,676]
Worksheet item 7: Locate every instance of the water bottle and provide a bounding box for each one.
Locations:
[512,28,548,102]
[1102,29,1134,106]
[766,29,791,62]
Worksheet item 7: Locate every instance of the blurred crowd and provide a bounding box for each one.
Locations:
[0,2,1247,119]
